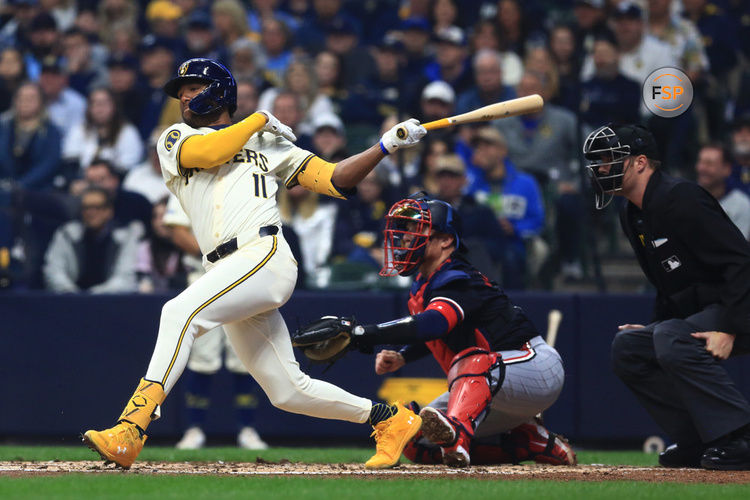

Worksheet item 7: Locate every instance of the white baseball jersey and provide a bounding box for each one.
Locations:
[157,123,313,255]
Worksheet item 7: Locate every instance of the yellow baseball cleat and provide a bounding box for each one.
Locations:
[365,402,423,469]
[82,421,147,469]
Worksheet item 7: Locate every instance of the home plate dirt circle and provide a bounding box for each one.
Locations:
[2,461,750,483]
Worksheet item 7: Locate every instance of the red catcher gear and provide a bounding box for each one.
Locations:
[446,347,503,435]
[381,198,433,277]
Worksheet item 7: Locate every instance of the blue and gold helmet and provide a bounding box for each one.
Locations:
[164,58,237,115]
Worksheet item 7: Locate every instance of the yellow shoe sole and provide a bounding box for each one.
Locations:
[81,431,135,469]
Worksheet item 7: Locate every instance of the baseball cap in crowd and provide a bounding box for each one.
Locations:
[472,127,507,148]
[107,53,139,71]
[421,80,455,104]
[434,26,466,46]
[187,10,213,30]
[376,34,405,52]
[139,34,174,53]
[575,0,604,8]
[613,1,643,19]
[313,112,344,135]
[613,124,659,160]
[327,16,358,37]
[435,154,466,176]
[146,0,182,22]
[29,12,57,32]
[40,54,66,74]
[399,17,430,32]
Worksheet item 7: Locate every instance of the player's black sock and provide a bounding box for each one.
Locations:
[369,402,397,425]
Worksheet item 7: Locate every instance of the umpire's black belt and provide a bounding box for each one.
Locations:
[206,225,279,263]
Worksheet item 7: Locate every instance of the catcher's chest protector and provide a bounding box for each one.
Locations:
[446,348,504,434]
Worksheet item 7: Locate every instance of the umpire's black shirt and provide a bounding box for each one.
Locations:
[619,169,750,337]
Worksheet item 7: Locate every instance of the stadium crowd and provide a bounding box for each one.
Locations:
[1,0,749,292]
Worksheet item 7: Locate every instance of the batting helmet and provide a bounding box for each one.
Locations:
[381,192,462,277]
[582,124,658,209]
[164,58,237,115]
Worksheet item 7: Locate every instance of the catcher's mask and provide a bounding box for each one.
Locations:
[380,193,461,277]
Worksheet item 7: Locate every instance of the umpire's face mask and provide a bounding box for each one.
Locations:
[583,126,631,209]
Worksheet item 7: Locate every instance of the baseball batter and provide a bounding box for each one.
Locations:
[83,58,426,469]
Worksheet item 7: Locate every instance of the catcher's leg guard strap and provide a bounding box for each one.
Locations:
[118,378,166,431]
[446,348,503,433]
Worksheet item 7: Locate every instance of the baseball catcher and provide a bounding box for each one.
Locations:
[294,193,576,467]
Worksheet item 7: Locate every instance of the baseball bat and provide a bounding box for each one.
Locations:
[395,94,544,139]
[546,309,562,348]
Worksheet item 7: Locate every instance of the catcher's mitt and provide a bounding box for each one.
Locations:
[292,316,357,363]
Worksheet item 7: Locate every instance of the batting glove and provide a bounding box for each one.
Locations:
[379,118,427,155]
[257,110,297,142]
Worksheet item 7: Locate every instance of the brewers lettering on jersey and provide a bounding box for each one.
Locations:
[82,58,428,470]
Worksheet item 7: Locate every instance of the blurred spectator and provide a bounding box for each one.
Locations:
[212,0,253,51]
[184,10,230,65]
[0,47,28,113]
[123,128,170,204]
[433,153,506,283]
[63,87,144,173]
[103,23,141,58]
[80,158,152,236]
[582,2,676,89]
[296,0,360,55]
[247,0,300,40]
[270,90,313,150]
[471,127,545,289]
[647,0,708,83]
[24,11,61,80]
[43,186,139,293]
[97,0,139,42]
[729,117,750,196]
[469,19,523,86]
[45,0,77,32]
[331,168,391,269]
[229,39,271,92]
[145,0,183,41]
[456,49,515,114]
[0,0,42,50]
[405,135,453,195]
[431,0,459,34]
[0,81,62,192]
[419,80,455,125]
[314,50,345,105]
[137,34,180,140]
[399,17,431,76]
[62,27,107,95]
[278,185,337,286]
[260,60,334,138]
[311,112,348,162]
[38,55,85,143]
[425,26,474,95]
[695,143,750,239]
[73,8,100,40]
[496,0,540,56]
[524,46,560,103]
[548,24,580,113]
[682,0,739,78]
[324,15,372,88]
[259,17,293,88]
[136,197,185,292]
[233,79,260,122]
[571,0,607,53]
[579,35,641,134]
[107,54,148,127]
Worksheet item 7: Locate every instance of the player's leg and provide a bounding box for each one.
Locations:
[83,236,293,467]
[224,334,267,449]
[473,336,575,465]
[419,348,503,466]
[175,327,224,450]
[224,308,422,468]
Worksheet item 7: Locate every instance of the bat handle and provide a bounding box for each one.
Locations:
[422,118,451,131]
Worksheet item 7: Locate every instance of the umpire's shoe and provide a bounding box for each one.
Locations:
[701,426,750,470]
[658,442,704,468]
[365,402,423,469]
[82,422,146,469]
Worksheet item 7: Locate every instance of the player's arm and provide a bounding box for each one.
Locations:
[180,111,294,169]
[288,118,427,198]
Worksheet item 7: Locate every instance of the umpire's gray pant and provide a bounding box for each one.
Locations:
[611,304,750,444]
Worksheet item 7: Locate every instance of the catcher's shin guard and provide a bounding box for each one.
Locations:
[118,378,166,431]
[507,418,577,465]
[445,348,503,434]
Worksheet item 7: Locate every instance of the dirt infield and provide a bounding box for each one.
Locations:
[1,460,749,483]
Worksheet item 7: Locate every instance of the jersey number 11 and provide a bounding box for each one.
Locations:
[252,173,268,198]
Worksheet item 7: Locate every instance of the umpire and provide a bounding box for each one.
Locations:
[583,124,750,470]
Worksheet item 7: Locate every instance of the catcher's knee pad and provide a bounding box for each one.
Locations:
[446,348,504,433]
[402,431,443,464]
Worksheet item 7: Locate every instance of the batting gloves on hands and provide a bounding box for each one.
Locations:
[380,118,427,155]
[257,110,297,142]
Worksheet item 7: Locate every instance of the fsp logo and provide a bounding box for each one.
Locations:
[642,67,693,118]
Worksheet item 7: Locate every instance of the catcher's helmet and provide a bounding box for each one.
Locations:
[381,192,462,277]
[164,58,237,115]
[582,124,658,209]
